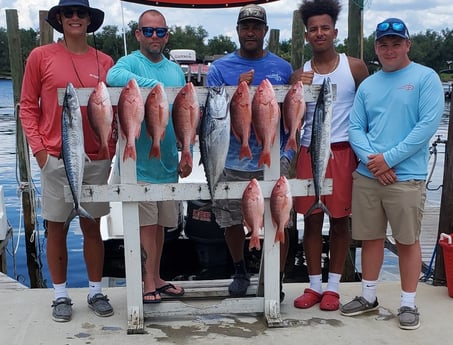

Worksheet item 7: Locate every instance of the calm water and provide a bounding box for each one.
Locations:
[0,79,450,287]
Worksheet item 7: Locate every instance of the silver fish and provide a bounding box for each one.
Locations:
[306,78,333,217]
[199,86,230,201]
[61,83,95,231]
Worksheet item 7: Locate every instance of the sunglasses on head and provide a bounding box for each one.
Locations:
[140,27,168,38]
[376,21,406,33]
[61,7,89,19]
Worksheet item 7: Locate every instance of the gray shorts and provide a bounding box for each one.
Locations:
[351,172,426,245]
[213,157,293,228]
[40,155,111,222]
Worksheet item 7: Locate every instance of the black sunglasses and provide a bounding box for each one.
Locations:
[140,27,168,38]
[376,21,405,33]
[61,7,89,19]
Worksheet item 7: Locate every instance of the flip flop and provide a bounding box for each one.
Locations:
[143,291,161,304]
[320,291,340,311]
[156,283,185,297]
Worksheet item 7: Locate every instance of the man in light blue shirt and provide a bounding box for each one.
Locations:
[340,18,444,330]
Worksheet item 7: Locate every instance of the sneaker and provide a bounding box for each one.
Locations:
[87,293,114,317]
[340,296,379,316]
[398,306,420,330]
[228,273,250,297]
[51,297,73,322]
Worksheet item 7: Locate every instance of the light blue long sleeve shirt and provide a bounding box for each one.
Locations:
[349,62,444,181]
[107,51,186,183]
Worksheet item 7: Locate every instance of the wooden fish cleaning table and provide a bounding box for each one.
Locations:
[61,84,333,333]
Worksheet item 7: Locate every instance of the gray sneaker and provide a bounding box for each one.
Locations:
[340,296,379,316]
[87,293,114,317]
[51,297,73,322]
[398,306,420,330]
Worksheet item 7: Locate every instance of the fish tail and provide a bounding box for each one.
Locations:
[305,199,331,218]
[274,228,285,244]
[239,144,252,160]
[63,205,96,231]
[96,145,110,160]
[149,143,161,159]
[249,235,261,251]
[123,144,137,161]
[258,151,271,168]
[284,137,297,152]
[180,151,193,169]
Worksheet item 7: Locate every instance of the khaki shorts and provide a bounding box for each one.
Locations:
[41,155,111,222]
[351,172,426,245]
[212,157,292,228]
[137,182,179,227]
[294,143,357,218]
[138,200,180,228]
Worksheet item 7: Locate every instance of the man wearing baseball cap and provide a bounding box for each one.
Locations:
[340,18,444,330]
[207,4,294,300]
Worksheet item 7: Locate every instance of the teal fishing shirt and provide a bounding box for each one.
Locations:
[107,51,186,183]
[207,51,294,172]
[349,62,444,181]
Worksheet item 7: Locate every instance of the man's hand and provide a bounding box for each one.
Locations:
[35,149,48,169]
[289,68,314,85]
[238,69,254,85]
[367,153,397,185]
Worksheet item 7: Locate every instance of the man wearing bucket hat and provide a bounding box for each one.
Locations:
[340,18,444,330]
[19,0,115,322]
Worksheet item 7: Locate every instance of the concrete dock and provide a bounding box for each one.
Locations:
[1,272,452,345]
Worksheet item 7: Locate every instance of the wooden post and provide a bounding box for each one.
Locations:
[291,10,304,70]
[6,9,46,288]
[348,0,363,59]
[39,10,53,45]
[268,29,279,55]
[433,100,453,285]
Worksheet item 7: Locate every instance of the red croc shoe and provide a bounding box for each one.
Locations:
[294,288,322,309]
[320,291,340,311]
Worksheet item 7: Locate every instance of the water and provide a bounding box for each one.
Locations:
[0,79,451,287]
[0,79,86,288]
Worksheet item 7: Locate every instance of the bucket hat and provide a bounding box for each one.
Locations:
[47,0,104,33]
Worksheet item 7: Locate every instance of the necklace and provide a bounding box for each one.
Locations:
[311,53,340,75]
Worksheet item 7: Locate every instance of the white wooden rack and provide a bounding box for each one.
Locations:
[59,84,332,334]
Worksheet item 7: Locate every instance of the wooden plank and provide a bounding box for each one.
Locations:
[67,178,332,203]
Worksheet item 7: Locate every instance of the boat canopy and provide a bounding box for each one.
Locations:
[121,0,278,8]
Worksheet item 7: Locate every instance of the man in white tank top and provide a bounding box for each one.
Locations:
[290,0,369,311]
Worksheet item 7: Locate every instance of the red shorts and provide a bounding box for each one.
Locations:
[294,142,358,218]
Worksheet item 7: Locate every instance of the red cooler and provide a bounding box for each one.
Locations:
[439,233,453,297]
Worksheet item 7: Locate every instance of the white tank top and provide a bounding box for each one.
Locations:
[300,53,356,146]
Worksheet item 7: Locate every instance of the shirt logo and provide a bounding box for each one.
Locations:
[266,73,282,82]
[398,84,414,91]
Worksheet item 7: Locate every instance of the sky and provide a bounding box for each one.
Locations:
[1,0,452,46]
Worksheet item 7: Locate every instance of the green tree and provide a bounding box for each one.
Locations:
[206,35,236,55]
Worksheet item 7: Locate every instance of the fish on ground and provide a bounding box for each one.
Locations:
[283,80,306,151]
[252,78,280,168]
[144,83,169,159]
[230,80,252,160]
[199,86,230,201]
[172,82,200,178]
[87,81,114,160]
[306,77,333,217]
[117,78,144,161]
[61,82,95,231]
[270,175,293,244]
[242,178,265,251]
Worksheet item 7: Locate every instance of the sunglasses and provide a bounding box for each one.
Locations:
[61,7,89,19]
[140,27,168,38]
[376,21,406,33]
